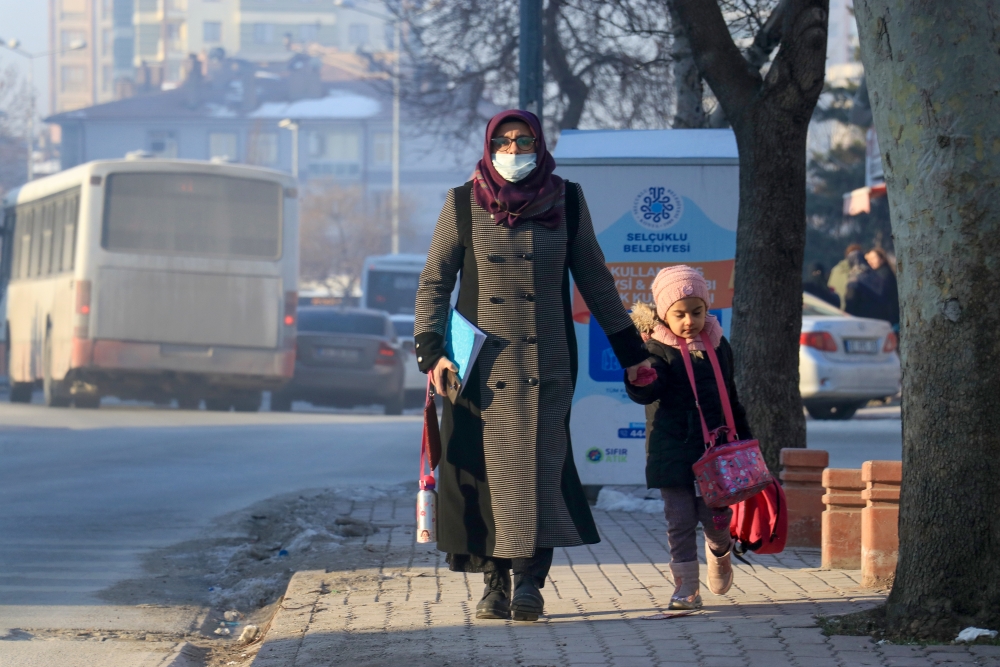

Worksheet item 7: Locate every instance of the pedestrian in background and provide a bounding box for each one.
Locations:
[844,249,889,321]
[803,262,841,307]
[414,109,651,623]
[865,247,900,332]
[625,266,752,610]
[828,243,863,309]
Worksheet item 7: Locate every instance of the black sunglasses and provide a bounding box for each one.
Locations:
[491,136,537,150]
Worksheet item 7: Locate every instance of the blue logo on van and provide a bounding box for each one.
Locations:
[633,187,683,230]
[586,448,603,463]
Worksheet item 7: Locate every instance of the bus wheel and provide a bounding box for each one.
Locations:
[233,392,262,413]
[9,382,33,403]
[43,339,72,408]
[74,393,101,409]
[177,397,201,410]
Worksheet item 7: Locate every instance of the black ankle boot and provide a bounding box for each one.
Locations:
[510,574,544,622]
[475,569,511,619]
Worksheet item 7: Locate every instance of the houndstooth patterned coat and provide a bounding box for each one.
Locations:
[414,182,647,561]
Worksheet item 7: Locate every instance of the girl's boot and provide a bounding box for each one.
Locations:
[475,569,511,619]
[668,561,702,610]
[706,540,734,595]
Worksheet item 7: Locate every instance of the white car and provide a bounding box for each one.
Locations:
[800,292,901,420]
[390,314,426,402]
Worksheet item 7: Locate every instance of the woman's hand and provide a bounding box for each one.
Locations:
[626,358,653,383]
[431,356,459,396]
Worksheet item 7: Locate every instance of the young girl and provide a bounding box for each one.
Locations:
[625,265,752,610]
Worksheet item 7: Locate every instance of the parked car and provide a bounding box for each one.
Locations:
[390,314,426,403]
[271,307,406,414]
[800,292,901,420]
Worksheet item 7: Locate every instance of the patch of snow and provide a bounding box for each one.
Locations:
[210,575,284,612]
[596,487,664,514]
[250,91,381,120]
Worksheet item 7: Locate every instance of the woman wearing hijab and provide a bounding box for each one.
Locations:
[844,249,889,321]
[414,111,650,622]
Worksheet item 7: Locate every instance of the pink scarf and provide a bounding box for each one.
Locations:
[641,314,724,352]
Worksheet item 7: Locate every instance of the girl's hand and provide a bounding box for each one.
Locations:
[631,366,657,387]
[626,358,653,383]
[431,356,459,396]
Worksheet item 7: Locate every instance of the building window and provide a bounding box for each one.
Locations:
[308,130,361,176]
[209,133,237,161]
[61,66,87,92]
[102,0,114,18]
[248,132,278,165]
[298,23,319,43]
[348,23,369,48]
[102,28,113,55]
[373,132,391,166]
[203,21,222,43]
[253,23,275,44]
[61,30,87,50]
[60,0,86,17]
[102,65,113,93]
[148,130,178,158]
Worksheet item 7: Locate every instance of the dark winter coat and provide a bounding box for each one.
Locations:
[625,337,752,490]
[874,264,900,327]
[414,182,647,562]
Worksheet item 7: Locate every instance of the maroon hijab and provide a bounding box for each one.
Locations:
[472,109,565,229]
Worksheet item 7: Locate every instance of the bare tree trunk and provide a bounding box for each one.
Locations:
[666,0,707,128]
[856,0,1000,638]
[671,0,828,472]
[543,0,590,130]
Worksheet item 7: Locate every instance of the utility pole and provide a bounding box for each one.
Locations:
[518,0,543,124]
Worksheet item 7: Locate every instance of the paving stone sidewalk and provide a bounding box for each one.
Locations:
[251,496,999,667]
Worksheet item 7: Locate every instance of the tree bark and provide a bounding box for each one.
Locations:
[671,0,828,472]
[855,0,1000,638]
[665,0,707,128]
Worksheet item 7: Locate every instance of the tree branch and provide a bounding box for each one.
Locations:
[670,0,762,123]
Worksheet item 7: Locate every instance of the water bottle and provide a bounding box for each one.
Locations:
[416,475,437,543]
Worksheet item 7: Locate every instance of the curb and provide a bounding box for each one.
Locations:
[162,642,201,667]
[249,571,326,666]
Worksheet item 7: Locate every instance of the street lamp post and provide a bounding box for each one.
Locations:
[0,38,88,182]
[279,118,300,180]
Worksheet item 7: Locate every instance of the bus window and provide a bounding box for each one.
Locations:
[14,209,31,280]
[39,202,54,276]
[103,173,281,259]
[51,199,65,273]
[63,194,78,272]
[365,270,418,315]
[29,206,44,277]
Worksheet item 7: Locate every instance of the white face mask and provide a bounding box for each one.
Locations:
[491,152,537,182]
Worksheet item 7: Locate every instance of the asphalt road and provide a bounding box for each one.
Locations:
[0,397,900,664]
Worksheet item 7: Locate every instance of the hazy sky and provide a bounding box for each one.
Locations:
[1,0,53,116]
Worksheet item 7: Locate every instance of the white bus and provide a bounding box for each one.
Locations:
[1,158,299,409]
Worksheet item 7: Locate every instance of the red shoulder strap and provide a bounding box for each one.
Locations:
[677,341,712,446]
[700,332,738,441]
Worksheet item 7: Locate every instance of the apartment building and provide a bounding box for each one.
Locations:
[133,0,390,87]
[49,0,119,113]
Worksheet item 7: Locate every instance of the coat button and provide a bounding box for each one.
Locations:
[495,381,506,389]
[524,335,537,344]
[489,296,504,304]
[520,252,534,260]
[527,377,539,386]
[522,293,535,302]
[487,254,504,263]
[417,356,423,363]
[415,343,420,349]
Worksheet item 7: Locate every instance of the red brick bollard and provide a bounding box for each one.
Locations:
[821,468,865,569]
[861,460,902,588]
[780,448,830,548]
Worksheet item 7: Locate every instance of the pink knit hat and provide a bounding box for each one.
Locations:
[651,265,710,319]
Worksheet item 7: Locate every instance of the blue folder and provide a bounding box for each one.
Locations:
[443,309,487,395]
